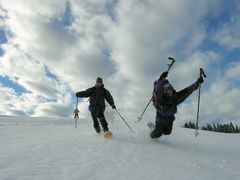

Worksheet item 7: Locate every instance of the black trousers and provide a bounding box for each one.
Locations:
[150,116,175,139]
[90,110,109,131]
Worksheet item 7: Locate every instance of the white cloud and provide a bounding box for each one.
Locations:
[104,0,221,84]
[225,61,240,80]
[176,78,240,127]
[102,0,222,119]
[0,0,239,127]
[213,2,240,49]
[34,91,72,117]
[0,83,34,116]
[0,43,72,117]
[0,44,64,99]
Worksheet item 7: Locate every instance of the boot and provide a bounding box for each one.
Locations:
[94,126,101,133]
[103,128,109,132]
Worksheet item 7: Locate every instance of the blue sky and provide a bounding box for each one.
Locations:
[0,27,27,94]
[0,29,7,56]
[0,0,239,126]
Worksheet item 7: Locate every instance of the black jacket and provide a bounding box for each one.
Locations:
[153,80,198,118]
[76,85,115,112]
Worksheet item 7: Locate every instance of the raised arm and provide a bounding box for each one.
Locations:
[76,87,94,98]
[175,77,204,105]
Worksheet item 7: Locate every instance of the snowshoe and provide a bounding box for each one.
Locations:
[103,131,112,138]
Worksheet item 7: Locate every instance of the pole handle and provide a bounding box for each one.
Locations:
[167,57,175,72]
[200,68,206,78]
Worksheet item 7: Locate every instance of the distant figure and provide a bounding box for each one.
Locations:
[76,77,116,133]
[151,71,204,138]
[73,108,80,119]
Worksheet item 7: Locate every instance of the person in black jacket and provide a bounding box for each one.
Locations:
[151,71,204,138]
[76,77,116,133]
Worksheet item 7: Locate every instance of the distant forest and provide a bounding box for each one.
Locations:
[183,121,240,133]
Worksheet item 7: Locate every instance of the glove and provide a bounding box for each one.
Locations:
[76,92,81,97]
[160,71,168,80]
[196,76,204,85]
[112,105,116,109]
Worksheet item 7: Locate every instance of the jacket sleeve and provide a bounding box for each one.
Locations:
[152,80,158,107]
[154,79,165,94]
[76,87,94,98]
[104,89,115,106]
[152,79,165,107]
[175,82,199,105]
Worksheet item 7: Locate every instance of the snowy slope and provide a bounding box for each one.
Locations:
[0,116,240,180]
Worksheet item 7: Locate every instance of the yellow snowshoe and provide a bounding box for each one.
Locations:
[103,131,112,138]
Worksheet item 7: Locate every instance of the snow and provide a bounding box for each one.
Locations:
[0,115,240,180]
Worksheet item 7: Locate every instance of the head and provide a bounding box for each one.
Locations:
[163,83,175,97]
[95,77,103,87]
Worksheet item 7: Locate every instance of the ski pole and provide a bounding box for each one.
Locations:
[137,99,152,122]
[137,57,176,122]
[75,97,79,128]
[115,109,135,133]
[195,83,201,137]
[195,68,206,137]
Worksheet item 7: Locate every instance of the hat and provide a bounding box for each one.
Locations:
[96,77,103,83]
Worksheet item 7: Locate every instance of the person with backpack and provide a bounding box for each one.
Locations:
[151,71,204,138]
[76,77,116,134]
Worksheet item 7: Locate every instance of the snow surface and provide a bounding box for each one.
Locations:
[0,115,240,180]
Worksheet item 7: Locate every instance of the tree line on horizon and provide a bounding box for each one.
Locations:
[183,121,240,133]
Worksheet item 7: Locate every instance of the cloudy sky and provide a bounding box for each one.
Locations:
[0,0,239,126]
